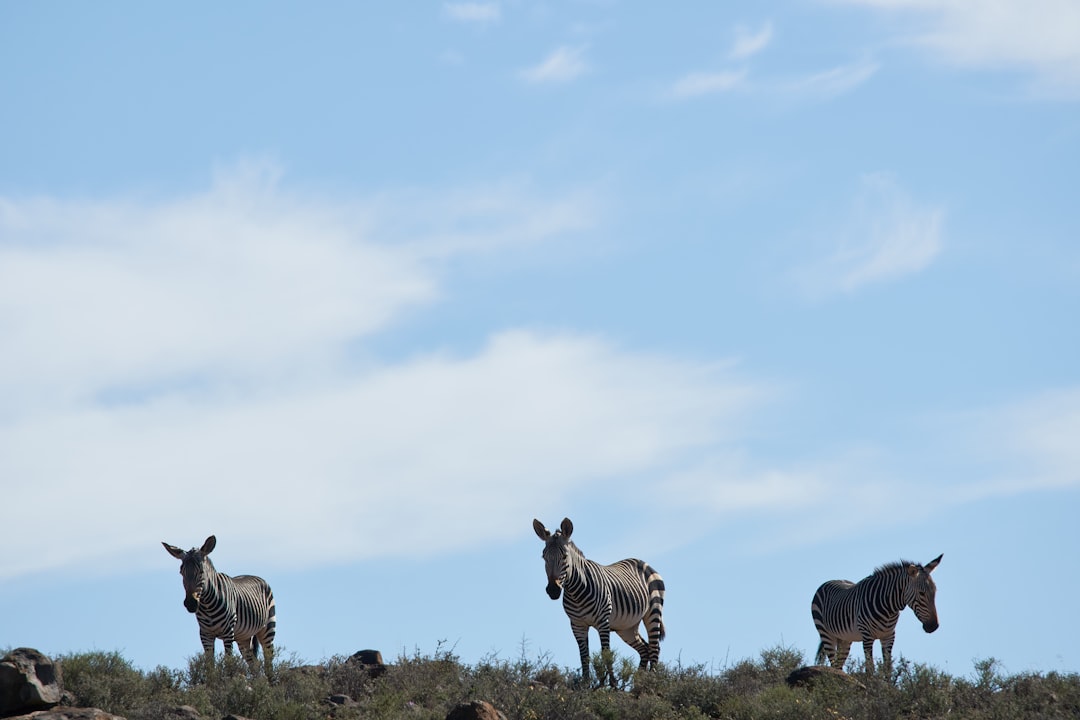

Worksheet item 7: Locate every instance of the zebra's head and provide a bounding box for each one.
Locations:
[903,554,943,633]
[162,535,218,614]
[533,517,575,600]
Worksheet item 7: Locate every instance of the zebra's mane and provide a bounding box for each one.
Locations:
[562,537,587,560]
[870,559,915,578]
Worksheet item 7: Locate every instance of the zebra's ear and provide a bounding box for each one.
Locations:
[560,517,574,538]
[533,519,551,541]
[163,542,185,560]
[925,554,943,573]
[201,535,217,555]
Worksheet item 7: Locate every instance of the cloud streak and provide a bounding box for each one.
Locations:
[444,2,501,24]
[730,21,774,60]
[837,0,1080,95]
[670,70,746,99]
[794,173,943,295]
[521,46,589,84]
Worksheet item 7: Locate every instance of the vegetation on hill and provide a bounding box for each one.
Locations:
[40,643,1080,720]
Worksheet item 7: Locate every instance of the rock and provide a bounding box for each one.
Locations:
[347,650,387,678]
[325,694,356,707]
[6,709,124,720]
[0,648,63,716]
[445,700,507,720]
[786,665,866,690]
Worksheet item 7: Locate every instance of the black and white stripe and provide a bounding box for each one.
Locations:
[811,555,942,673]
[533,518,665,687]
[163,535,277,675]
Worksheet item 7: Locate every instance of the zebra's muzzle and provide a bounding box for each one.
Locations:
[545,582,562,600]
[184,596,199,613]
[923,619,939,633]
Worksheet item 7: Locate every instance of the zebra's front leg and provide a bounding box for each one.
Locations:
[880,633,896,676]
[571,622,592,684]
[597,626,616,688]
[862,638,877,674]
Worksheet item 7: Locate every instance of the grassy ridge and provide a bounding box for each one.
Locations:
[44,645,1080,720]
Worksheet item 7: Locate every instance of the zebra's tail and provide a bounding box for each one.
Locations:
[645,563,666,642]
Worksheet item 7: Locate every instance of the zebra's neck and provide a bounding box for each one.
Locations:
[199,563,227,605]
[868,567,910,615]
[561,546,598,598]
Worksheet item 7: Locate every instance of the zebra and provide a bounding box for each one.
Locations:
[811,554,942,673]
[533,517,666,687]
[163,535,277,676]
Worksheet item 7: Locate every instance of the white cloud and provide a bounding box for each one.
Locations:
[836,0,1080,95]
[521,46,589,84]
[788,58,880,98]
[0,165,763,580]
[444,2,501,23]
[938,387,1080,503]
[670,70,746,99]
[795,173,943,295]
[730,21,774,60]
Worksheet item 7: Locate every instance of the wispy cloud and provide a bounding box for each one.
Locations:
[0,163,763,580]
[837,0,1080,96]
[670,21,874,101]
[787,58,880,99]
[938,386,1080,503]
[794,173,943,295]
[730,21,774,60]
[444,1,501,24]
[670,70,746,99]
[655,383,1080,554]
[521,45,589,84]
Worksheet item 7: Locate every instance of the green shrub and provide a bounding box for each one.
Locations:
[40,645,1080,720]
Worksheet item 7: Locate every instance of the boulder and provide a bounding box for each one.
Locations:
[347,650,386,678]
[445,700,507,720]
[786,664,866,690]
[0,648,63,716]
[5,709,124,720]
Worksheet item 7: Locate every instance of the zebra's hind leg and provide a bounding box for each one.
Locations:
[832,641,851,670]
[256,629,275,679]
[237,635,260,674]
[615,627,650,671]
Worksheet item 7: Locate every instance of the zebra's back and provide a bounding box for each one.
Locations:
[577,558,657,631]
[199,572,276,644]
[230,574,276,638]
[811,579,862,642]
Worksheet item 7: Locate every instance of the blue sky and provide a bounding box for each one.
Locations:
[1,1,1078,679]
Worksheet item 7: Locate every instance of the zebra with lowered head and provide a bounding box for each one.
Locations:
[811,554,942,673]
[533,518,666,687]
[163,535,277,675]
